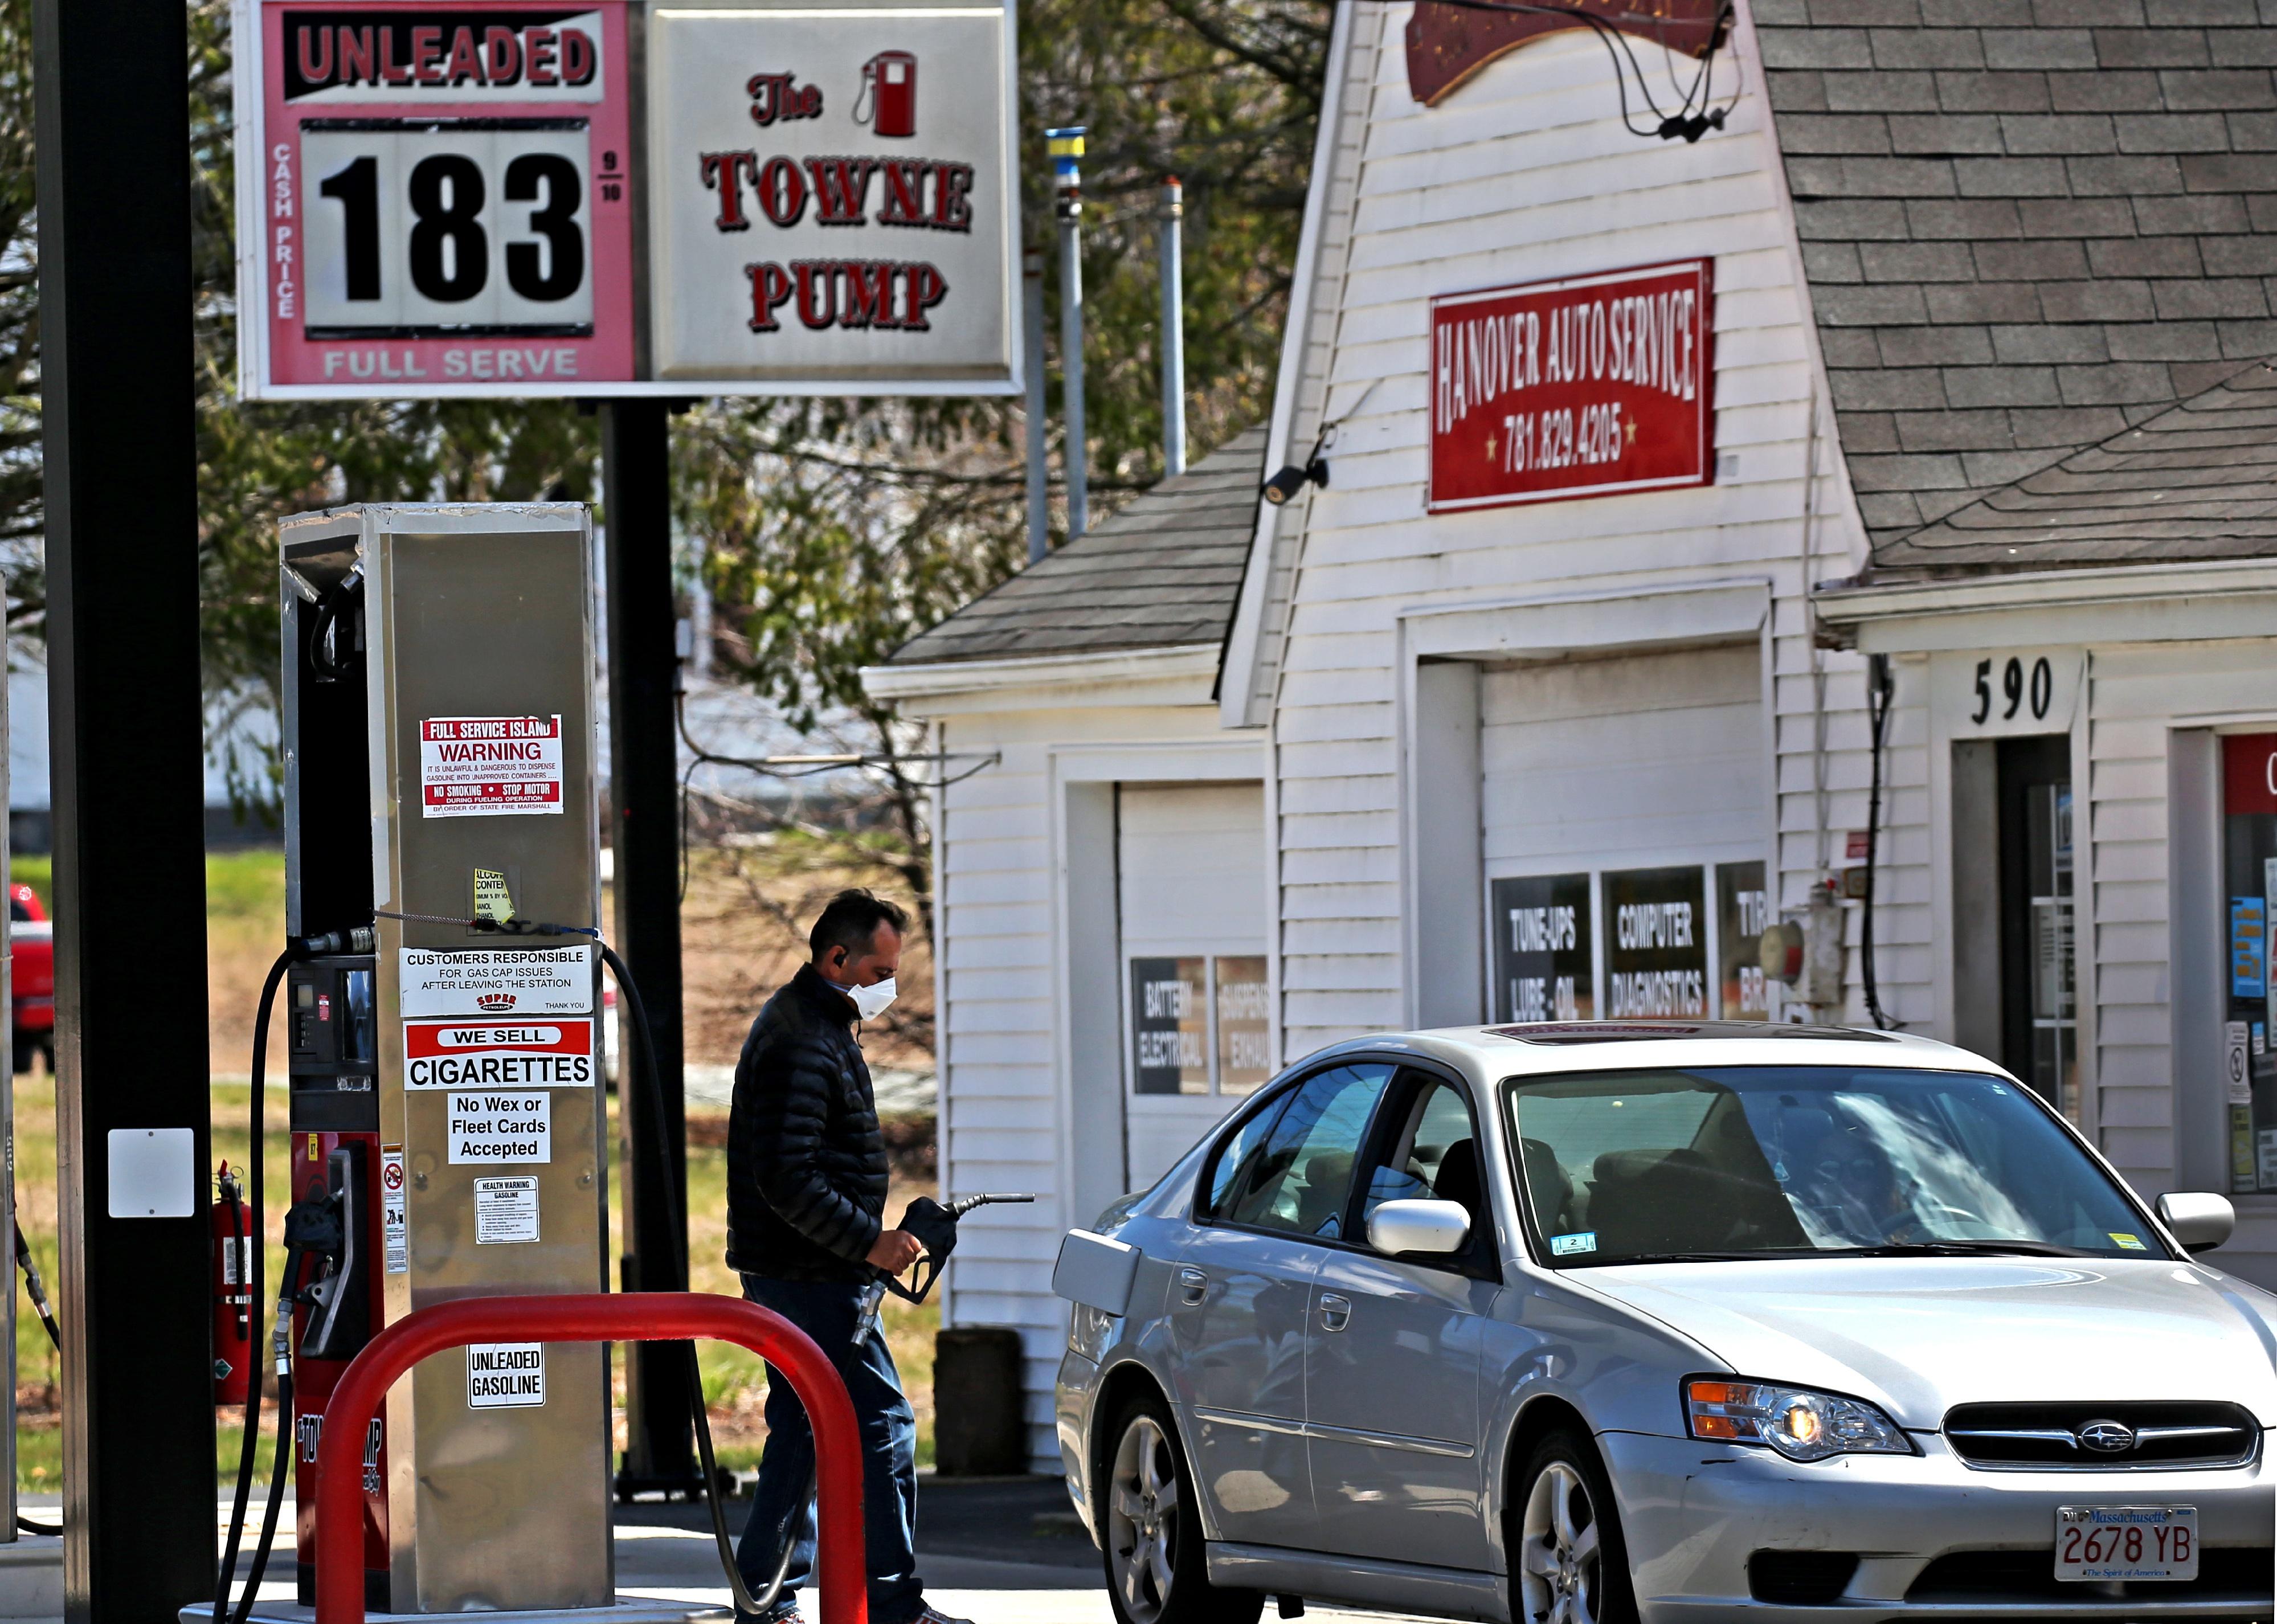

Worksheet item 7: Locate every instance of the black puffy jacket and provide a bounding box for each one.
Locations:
[725,964,888,1281]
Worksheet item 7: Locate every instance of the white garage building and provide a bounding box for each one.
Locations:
[868,0,2277,1462]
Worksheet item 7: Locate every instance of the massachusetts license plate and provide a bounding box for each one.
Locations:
[2055,1506,2198,1582]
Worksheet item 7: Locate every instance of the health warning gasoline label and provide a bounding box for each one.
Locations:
[467,1343,546,1409]
[403,1017,595,1088]
[419,715,565,818]
[474,1175,541,1243]
[400,946,595,1018]
[446,1091,552,1164]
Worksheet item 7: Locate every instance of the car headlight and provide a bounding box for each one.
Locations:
[1686,1378,1914,1462]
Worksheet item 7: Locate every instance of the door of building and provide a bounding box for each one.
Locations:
[1996,736,2078,1119]
[1118,782,1270,1188]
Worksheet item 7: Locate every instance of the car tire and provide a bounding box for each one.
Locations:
[1512,1427,1638,1624]
[1099,1390,1262,1624]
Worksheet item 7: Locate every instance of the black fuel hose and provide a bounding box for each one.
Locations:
[600,942,792,1618]
[230,1254,304,1624]
[217,950,293,1622]
[14,1220,58,1349]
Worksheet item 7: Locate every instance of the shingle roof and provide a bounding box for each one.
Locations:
[1867,355,2277,571]
[886,426,1266,666]
[1757,0,2277,567]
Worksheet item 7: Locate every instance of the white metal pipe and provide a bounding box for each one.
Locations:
[1023,246,1049,564]
[1057,215,1088,539]
[1159,178,1185,479]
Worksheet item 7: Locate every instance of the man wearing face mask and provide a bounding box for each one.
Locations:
[728,887,963,1624]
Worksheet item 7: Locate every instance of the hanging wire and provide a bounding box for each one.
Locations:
[1422,0,1742,142]
[672,689,999,901]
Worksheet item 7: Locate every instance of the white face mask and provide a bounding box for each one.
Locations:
[843,976,898,1021]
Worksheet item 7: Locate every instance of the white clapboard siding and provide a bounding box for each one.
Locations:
[2084,637,2277,1292]
[1262,10,1894,1061]
[930,697,1237,1467]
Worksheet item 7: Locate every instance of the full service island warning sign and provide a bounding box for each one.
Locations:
[420,715,564,817]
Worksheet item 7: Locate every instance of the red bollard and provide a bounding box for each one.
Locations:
[312,1293,866,1624]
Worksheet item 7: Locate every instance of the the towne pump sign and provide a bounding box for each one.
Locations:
[1429,259,1714,511]
[232,0,1019,398]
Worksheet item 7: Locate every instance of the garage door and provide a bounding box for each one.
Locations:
[1118,782,1270,1189]
[1479,644,1769,1022]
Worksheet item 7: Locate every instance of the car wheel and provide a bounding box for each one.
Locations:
[1101,1392,1262,1624]
[1514,1429,1637,1624]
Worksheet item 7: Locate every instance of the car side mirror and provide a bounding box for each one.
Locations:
[2156,1192,2234,1254]
[1367,1198,1470,1258]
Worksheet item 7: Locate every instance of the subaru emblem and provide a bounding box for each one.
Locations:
[2076,1418,2136,1454]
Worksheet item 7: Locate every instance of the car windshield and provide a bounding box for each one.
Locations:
[1507,1066,2160,1265]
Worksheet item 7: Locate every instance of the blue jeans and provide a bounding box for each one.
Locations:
[735,1275,925,1624]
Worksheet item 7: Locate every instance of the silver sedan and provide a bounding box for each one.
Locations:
[1050,1022,2272,1624]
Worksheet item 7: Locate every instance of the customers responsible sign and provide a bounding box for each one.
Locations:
[1429,260,1714,512]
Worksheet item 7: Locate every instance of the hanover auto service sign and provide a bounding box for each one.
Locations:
[646,6,1017,391]
[1429,260,1714,512]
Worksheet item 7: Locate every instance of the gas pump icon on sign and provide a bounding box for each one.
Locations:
[855,51,917,137]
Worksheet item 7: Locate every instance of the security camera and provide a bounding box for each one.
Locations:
[1262,455,1328,506]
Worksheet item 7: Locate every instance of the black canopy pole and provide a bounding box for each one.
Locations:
[601,399,701,1497]
[32,0,218,1609]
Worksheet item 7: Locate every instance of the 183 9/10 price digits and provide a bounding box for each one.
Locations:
[302,121,594,336]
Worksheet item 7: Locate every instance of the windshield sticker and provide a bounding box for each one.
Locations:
[1551,1231,1598,1257]
[2109,1233,2147,1251]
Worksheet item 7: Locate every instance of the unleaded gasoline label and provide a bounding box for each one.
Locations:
[467,1343,546,1409]
[403,1017,594,1088]
[419,715,564,819]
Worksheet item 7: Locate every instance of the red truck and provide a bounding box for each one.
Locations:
[12,883,51,1072]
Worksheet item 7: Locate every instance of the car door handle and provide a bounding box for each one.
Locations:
[1318,1293,1352,1332]
[1178,1267,1208,1306]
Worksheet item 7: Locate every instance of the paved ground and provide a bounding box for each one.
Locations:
[185,1478,1416,1624]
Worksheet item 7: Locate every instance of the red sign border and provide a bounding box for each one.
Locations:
[1426,256,1716,516]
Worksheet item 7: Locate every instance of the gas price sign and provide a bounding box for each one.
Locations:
[644,3,1020,392]
[235,0,637,396]
[234,0,1020,398]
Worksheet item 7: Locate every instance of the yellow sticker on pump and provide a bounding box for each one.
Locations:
[473,867,515,926]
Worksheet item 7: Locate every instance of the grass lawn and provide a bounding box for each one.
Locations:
[13,848,938,1488]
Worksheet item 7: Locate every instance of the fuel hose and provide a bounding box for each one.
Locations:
[216,948,291,1624]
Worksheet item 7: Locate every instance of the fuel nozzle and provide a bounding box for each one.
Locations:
[291,925,375,959]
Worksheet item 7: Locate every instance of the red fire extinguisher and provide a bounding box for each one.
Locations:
[855,50,917,138]
[213,1162,254,1407]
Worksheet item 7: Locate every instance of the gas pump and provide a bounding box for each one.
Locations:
[247,505,615,1615]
